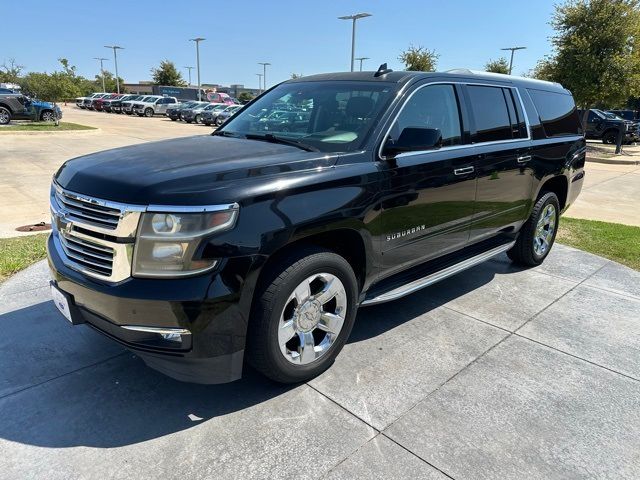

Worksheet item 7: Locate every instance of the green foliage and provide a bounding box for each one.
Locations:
[290,73,303,79]
[398,45,439,72]
[238,92,255,103]
[485,57,510,74]
[531,0,640,108]
[151,60,186,86]
[95,70,125,93]
[0,59,24,83]
[0,234,48,282]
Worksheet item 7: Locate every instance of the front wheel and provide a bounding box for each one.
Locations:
[144,108,154,117]
[247,247,358,383]
[602,131,618,144]
[195,114,201,124]
[40,110,55,122]
[0,107,10,125]
[507,191,560,267]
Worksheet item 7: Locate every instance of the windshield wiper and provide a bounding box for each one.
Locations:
[211,130,241,138]
[244,133,319,152]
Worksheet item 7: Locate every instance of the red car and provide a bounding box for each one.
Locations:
[92,93,120,112]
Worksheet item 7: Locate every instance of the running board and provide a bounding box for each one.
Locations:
[360,241,515,307]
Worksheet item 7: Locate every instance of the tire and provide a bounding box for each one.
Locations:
[204,121,211,126]
[507,191,560,267]
[144,108,154,117]
[40,110,55,122]
[186,119,193,124]
[247,247,359,383]
[195,114,201,124]
[602,131,618,144]
[0,107,11,125]
[170,117,177,121]
[216,117,224,126]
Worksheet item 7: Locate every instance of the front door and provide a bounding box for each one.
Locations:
[375,83,477,276]
[464,84,534,243]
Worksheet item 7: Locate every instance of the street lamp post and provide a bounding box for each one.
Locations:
[104,45,124,93]
[501,46,527,75]
[338,13,372,72]
[258,62,270,92]
[189,38,205,100]
[93,57,108,92]
[256,73,263,93]
[184,66,194,86]
[355,56,370,71]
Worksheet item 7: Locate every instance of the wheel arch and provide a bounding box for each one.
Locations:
[0,103,13,114]
[537,175,568,210]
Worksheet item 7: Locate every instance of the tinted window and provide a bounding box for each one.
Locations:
[467,85,512,142]
[527,88,581,137]
[505,88,528,138]
[392,84,462,147]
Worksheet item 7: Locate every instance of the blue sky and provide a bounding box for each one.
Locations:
[3,0,557,88]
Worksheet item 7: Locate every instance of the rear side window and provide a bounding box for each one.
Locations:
[527,88,581,137]
[467,85,513,142]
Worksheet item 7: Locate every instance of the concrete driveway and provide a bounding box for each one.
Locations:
[1,244,639,479]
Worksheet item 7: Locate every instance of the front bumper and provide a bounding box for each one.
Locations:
[47,233,254,384]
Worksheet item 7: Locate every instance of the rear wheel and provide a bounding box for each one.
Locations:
[247,247,358,383]
[507,191,560,266]
[0,107,11,125]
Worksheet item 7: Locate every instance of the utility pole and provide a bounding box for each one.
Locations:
[355,56,370,71]
[338,13,372,72]
[93,57,108,92]
[256,73,263,93]
[258,62,271,91]
[104,45,124,93]
[501,46,526,75]
[189,38,205,100]
[184,66,194,86]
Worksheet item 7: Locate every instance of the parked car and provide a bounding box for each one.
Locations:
[48,68,585,385]
[77,93,106,109]
[607,109,640,121]
[110,95,143,114]
[167,101,209,121]
[214,105,242,126]
[93,93,120,112]
[87,93,113,110]
[132,96,178,117]
[257,109,311,132]
[202,104,231,126]
[122,95,156,115]
[102,94,128,113]
[578,108,639,144]
[0,91,62,124]
[181,103,224,124]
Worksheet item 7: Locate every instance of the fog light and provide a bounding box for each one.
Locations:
[161,332,182,342]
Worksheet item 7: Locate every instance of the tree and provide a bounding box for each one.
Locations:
[238,92,254,103]
[95,70,125,93]
[485,57,510,74]
[0,58,24,83]
[398,45,439,72]
[151,60,186,86]
[290,73,303,79]
[531,0,640,110]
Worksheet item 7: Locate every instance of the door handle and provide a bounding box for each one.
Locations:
[454,166,474,175]
[517,155,532,164]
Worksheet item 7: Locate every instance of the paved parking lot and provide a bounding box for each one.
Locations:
[1,244,639,479]
[1,107,640,236]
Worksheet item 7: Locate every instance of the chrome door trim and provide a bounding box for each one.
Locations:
[517,155,532,163]
[360,241,515,306]
[454,166,474,175]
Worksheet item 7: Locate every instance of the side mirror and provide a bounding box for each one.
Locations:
[384,127,442,157]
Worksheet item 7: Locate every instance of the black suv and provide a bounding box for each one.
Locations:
[48,69,585,384]
[579,108,639,144]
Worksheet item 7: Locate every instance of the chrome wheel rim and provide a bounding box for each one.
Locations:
[278,273,347,365]
[42,111,54,122]
[534,204,556,256]
[0,109,9,123]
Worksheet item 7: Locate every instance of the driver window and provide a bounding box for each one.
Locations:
[391,84,462,147]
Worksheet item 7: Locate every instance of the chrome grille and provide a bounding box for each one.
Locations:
[59,232,114,277]
[54,188,121,229]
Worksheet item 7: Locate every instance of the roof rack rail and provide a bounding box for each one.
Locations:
[445,68,562,87]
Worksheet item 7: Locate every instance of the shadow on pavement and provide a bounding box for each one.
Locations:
[0,260,515,449]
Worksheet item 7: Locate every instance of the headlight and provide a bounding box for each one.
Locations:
[132,204,238,278]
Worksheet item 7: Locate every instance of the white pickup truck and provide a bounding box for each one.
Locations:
[132,96,178,117]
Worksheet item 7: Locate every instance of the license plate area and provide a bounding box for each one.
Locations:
[50,283,85,325]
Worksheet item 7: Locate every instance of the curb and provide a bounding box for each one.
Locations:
[0,128,100,136]
[587,156,640,166]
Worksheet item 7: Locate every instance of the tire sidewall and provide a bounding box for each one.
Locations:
[260,252,358,382]
[530,193,560,263]
[0,107,10,125]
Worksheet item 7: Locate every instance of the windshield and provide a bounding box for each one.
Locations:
[141,96,156,102]
[218,81,395,153]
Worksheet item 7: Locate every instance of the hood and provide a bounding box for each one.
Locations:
[54,135,337,205]
[32,99,54,108]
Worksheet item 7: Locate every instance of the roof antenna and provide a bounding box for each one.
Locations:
[374,63,393,77]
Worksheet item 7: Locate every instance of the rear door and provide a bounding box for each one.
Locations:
[376,83,477,275]
[464,84,533,243]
